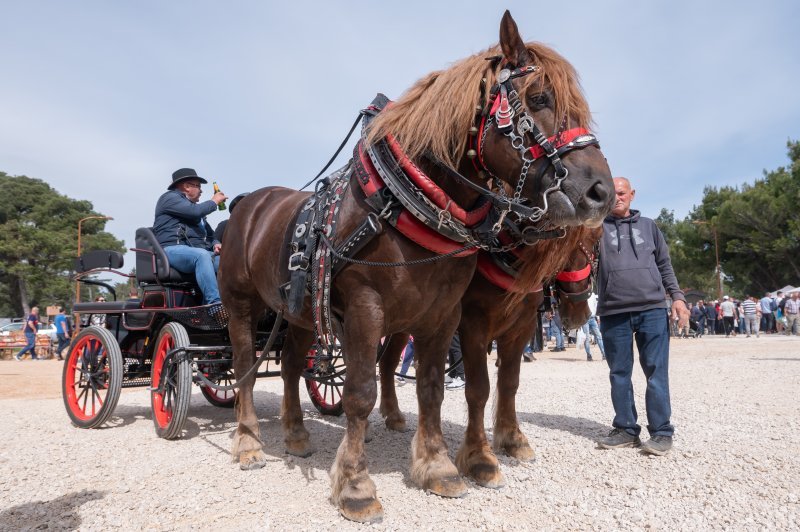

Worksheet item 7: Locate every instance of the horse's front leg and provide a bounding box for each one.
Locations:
[280,325,316,457]
[378,333,411,431]
[410,325,468,498]
[229,302,266,469]
[455,325,505,488]
[329,294,384,523]
[493,332,535,461]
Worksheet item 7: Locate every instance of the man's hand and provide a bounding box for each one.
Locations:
[213,243,222,255]
[672,300,690,329]
[212,191,228,205]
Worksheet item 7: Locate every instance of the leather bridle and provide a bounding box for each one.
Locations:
[553,240,597,303]
[472,61,601,226]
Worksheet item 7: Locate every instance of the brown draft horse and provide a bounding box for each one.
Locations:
[378,226,602,489]
[219,11,612,523]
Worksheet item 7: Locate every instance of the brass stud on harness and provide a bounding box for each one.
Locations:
[468,126,479,136]
[466,149,477,159]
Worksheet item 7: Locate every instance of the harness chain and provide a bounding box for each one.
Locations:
[311,170,350,356]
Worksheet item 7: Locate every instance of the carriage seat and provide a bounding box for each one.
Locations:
[134,227,198,285]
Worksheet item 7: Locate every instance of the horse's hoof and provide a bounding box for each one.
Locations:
[504,443,535,461]
[238,450,267,470]
[285,441,314,458]
[468,463,506,489]
[384,413,408,432]
[426,475,468,498]
[339,496,384,523]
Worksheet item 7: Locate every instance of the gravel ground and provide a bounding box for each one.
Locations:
[1,334,798,531]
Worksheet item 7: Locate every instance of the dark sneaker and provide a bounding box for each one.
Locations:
[598,428,641,449]
[641,435,673,456]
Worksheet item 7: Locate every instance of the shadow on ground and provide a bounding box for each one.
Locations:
[517,411,608,441]
[0,489,105,531]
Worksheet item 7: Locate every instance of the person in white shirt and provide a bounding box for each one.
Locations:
[580,293,605,361]
[719,296,737,337]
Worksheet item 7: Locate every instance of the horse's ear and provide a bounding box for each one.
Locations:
[499,10,528,67]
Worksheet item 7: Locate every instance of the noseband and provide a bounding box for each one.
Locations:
[553,240,597,303]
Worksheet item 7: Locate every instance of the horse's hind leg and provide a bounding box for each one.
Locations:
[229,300,267,469]
[330,294,384,523]
[493,335,535,461]
[280,325,316,457]
[410,328,468,498]
[378,333,411,432]
[455,326,505,488]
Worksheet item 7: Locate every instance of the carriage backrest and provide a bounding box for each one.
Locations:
[74,250,124,273]
[134,227,195,285]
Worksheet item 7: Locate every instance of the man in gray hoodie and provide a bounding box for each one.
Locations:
[596,177,689,456]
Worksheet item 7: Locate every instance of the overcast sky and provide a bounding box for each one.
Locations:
[2,1,798,268]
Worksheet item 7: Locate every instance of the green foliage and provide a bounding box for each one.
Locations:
[0,172,125,316]
[664,140,800,297]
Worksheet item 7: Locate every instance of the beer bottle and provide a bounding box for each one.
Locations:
[213,181,227,211]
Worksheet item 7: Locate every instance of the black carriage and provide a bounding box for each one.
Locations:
[62,227,345,439]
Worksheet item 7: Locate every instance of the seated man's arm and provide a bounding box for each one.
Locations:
[159,193,218,221]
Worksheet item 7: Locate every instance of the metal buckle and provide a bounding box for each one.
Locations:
[288,252,309,271]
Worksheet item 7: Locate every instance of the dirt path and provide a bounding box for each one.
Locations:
[1,335,798,530]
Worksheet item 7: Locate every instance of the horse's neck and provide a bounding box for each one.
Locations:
[418,158,483,210]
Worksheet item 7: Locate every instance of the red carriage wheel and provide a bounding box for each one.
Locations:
[305,342,345,417]
[150,322,192,439]
[62,326,123,429]
[200,366,236,408]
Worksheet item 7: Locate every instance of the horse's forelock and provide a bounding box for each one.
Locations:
[365,41,591,168]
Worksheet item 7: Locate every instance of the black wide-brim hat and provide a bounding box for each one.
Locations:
[169,168,208,190]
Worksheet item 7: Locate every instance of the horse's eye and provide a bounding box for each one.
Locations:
[527,93,550,109]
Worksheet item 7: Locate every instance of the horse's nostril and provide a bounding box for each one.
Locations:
[586,182,607,205]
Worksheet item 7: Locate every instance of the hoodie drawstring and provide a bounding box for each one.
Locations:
[613,217,639,259]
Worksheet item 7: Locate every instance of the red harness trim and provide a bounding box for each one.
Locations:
[476,252,542,294]
[356,144,478,257]
[555,262,591,283]
[528,127,592,160]
[384,134,491,227]
[476,90,594,171]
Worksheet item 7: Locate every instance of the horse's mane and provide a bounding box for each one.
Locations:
[505,225,592,312]
[366,42,593,168]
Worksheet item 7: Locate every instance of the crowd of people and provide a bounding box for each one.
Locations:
[683,291,800,338]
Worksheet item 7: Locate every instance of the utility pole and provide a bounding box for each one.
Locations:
[693,220,722,300]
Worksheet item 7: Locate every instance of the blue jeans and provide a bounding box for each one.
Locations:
[164,245,221,305]
[550,321,564,348]
[56,333,71,357]
[582,316,605,358]
[400,339,414,375]
[600,308,673,437]
[17,332,38,359]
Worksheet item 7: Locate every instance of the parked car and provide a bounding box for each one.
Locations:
[0,321,58,337]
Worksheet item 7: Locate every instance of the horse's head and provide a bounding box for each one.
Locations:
[551,226,602,329]
[477,11,614,229]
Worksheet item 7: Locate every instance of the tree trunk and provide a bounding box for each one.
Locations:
[17,276,30,316]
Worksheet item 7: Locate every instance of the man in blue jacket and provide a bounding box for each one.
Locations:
[596,177,689,456]
[153,168,227,310]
